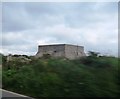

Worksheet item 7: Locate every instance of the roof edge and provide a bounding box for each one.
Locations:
[38,44,84,47]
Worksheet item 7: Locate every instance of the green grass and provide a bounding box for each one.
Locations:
[2,55,119,98]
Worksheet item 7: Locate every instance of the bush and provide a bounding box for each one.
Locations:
[42,54,51,59]
[2,54,119,97]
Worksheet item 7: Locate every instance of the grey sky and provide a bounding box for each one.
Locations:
[2,2,118,56]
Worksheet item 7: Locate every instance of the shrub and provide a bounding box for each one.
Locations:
[42,54,51,59]
[2,54,119,97]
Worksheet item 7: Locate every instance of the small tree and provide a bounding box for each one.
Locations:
[88,51,100,57]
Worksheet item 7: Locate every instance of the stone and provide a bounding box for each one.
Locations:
[35,44,86,59]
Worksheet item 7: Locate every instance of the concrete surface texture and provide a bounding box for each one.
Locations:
[36,44,86,59]
[1,89,33,98]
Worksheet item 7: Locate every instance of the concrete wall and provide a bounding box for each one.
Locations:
[36,44,65,58]
[36,44,86,59]
[65,44,86,59]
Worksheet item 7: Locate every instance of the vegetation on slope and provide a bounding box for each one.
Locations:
[2,52,119,98]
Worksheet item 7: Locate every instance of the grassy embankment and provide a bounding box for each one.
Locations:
[2,53,120,98]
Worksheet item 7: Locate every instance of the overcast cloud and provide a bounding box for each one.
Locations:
[2,2,118,56]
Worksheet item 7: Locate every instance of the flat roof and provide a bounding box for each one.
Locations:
[38,44,84,47]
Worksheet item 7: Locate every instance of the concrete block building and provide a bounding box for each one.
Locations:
[36,44,86,59]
